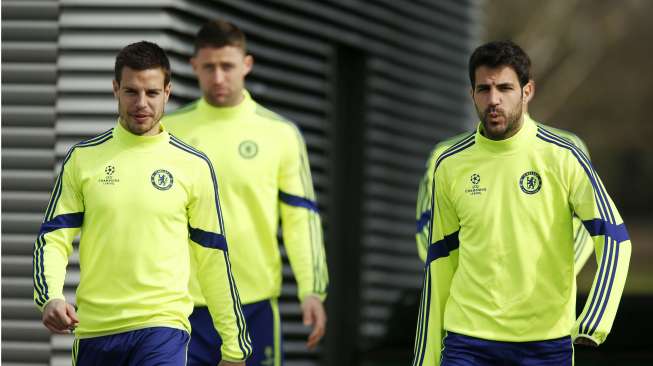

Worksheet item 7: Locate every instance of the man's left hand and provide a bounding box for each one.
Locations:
[574,336,598,347]
[301,295,327,350]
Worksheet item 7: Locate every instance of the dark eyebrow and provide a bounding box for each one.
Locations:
[497,82,515,88]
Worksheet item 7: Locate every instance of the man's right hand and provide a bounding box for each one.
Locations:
[42,299,79,334]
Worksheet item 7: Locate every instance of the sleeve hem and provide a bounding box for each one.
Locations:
[36,296,66,312]
[299,292,327,303]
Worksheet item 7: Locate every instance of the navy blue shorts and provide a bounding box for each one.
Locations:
[441,331,573,366]
[188,298,282,366]
[73,327,190,366]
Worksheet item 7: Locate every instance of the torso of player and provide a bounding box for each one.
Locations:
[78,141,193,266]
[440,125,578,341]
[72,131,199,336]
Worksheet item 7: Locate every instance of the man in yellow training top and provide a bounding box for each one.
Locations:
[412,40,631,365]
[163,20,328,366]
[34,41,250,366]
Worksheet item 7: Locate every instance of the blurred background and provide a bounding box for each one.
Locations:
[1,1,651,365]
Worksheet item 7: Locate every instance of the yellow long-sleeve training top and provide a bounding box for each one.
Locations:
[163,91,328,305]
[416,118,595,274]
[33,122,252,362]
[412,115,631,365]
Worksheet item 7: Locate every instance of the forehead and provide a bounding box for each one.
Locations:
[474,65,520,86]
[119,67,166,87]
[194,46,245,62]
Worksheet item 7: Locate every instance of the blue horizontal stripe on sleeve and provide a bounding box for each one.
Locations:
[425,231,460,266]
[583,219,629,243]
[279,190,318,212]
[38,212,84,236]
[189,226,228,251]
[416,210,431,233]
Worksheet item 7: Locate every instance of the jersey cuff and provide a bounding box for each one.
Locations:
[36,295,66,312]
[300,292,327,303]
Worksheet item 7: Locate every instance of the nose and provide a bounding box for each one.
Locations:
[488,88,501,106]
[135,92,147,108]
[214,69,225,84]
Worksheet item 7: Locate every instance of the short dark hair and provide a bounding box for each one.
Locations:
[194,19,247,55]
[114,41,171,85]
[468,40,531,88]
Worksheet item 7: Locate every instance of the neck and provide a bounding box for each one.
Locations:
[205,90,245,108]
[475,114,535,153]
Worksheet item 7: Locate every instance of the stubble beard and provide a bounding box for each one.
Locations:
[203,83,245,108]
[477,102,523,141]
[119,101,163,136]
[203,88,234,108]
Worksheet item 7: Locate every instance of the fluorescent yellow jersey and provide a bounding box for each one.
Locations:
[412,115,631,365]
[163,91,328,305]
[416,118,595,274]
[33,123,252,362]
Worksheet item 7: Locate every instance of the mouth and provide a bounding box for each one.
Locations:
[485,109,504,123]
[130,113,151,123]
[212,88,229,97]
